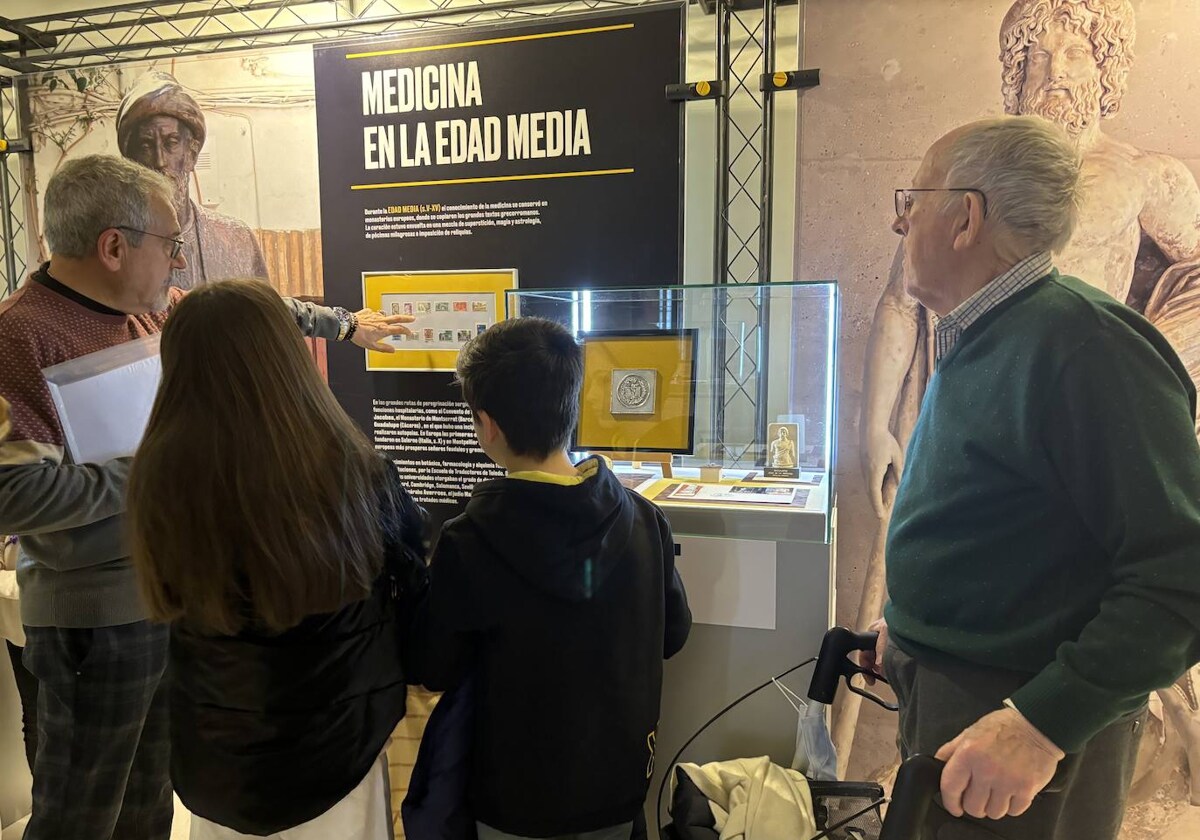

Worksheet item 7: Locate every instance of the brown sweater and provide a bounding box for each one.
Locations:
[0,272,178,627]
[0,267,343,628]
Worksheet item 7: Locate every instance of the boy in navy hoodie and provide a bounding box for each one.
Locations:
[411,317,692,840]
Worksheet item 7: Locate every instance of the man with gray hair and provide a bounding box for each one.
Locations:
[859,116,1200,839]
[853,0,1200,804]
[0,154,412,840]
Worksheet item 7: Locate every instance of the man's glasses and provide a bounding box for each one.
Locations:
[113,226,185,261]
[895,188,988,220]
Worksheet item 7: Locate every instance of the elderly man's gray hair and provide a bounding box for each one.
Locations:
[940,116,1082,255]
[44,154,176,259]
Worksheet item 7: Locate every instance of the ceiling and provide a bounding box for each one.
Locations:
[0,0,657,76]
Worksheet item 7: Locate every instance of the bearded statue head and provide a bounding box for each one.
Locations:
[999,0,1135,137]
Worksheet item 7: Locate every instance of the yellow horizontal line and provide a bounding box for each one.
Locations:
[352,168,634,190]
[346,23,634,60]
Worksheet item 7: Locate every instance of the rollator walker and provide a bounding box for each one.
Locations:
[661,627,1070,840]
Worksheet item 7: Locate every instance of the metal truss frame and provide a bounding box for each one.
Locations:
[0,0,663,72]
[0,83,28,299]
[709,0,782,464]
[0,0,798,466]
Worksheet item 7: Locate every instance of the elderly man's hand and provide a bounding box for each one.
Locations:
[352,309,416,353]
[935,707,1064,821]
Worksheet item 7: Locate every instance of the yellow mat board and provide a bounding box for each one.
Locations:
[577,330,696,453]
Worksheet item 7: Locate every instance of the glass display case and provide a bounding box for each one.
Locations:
[507,281,839,543]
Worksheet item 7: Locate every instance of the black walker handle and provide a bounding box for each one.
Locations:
[880,752,1079,839]
[807,626,899,712]
[879,755,956,840]
[882,756,1011,840]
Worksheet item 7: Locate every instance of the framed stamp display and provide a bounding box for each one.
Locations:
[362,269,517,372]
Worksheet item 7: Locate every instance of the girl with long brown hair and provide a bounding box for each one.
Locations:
[128,279,427,839]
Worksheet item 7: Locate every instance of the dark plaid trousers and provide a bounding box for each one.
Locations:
[5,639,38,771]
[23,620,172,840]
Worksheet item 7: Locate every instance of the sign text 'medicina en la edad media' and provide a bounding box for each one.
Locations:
[360,60,592,168]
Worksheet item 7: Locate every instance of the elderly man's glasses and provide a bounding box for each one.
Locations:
[895,188,988,220]
[113,226,184,261]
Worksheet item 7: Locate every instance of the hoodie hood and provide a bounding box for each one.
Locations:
[463,456,636,602]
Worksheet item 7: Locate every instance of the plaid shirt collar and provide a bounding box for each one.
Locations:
[934,252,1053,361]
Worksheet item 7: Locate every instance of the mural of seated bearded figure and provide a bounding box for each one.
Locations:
[116,71,270,291]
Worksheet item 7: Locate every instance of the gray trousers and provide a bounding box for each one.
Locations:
[883,641,1146,840]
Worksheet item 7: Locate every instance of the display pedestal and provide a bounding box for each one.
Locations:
[649,500,837,827]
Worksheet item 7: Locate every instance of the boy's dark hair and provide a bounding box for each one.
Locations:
[456,317,583,459]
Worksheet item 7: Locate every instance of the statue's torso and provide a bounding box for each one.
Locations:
[1055,134,1154,304]
[770,439,796,466]
[171,201,267,291]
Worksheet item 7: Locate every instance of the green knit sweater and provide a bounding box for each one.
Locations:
[885,270,1200,753]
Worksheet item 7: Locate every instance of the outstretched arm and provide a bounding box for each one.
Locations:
[1140,153,1200,264]
[280,297,415,352]
[172,286,416,352]
[1140,155,1200,360]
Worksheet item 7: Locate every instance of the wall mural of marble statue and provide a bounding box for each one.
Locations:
[855,0,1200,808]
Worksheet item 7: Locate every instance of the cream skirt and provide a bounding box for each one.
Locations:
[189,750,393,840]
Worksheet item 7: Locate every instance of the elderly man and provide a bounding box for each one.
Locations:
[860,116,1200,840]
[116,70,267,290]
[0,154,409,840]
[852,0,1200,794]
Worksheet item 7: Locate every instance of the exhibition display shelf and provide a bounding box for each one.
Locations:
[507,281,839,543]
